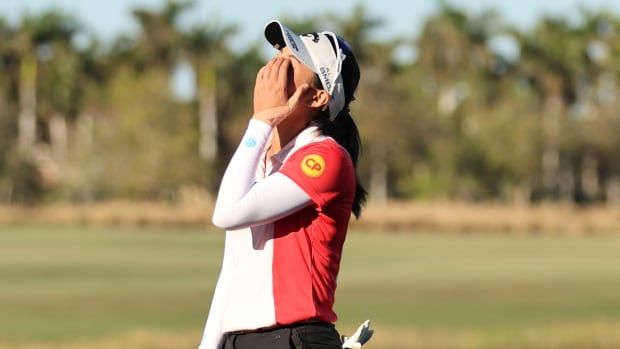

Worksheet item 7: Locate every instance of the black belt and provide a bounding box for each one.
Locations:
[221,320,341,349]
[225,319,334,336]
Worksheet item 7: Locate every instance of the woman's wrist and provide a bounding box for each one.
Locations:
[251,107,285,127]
[243,118,273,149]
[248,117,274,131]
[251,115,275,127]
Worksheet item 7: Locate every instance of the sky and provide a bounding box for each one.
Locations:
[2,0,618,100]
[1,0,620,52]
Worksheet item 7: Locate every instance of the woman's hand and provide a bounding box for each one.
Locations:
[252,56,310,127]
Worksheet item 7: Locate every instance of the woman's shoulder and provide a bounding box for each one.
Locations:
[282,138,354,190]
[295,138,352,164]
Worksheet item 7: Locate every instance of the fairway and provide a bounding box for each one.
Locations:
[1,225,620,349]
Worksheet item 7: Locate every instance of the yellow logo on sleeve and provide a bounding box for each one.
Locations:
[301,154,325,178]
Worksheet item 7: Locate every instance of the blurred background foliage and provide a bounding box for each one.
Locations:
[1,0,620,206]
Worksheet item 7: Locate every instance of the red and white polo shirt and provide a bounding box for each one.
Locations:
[199,120,355,349]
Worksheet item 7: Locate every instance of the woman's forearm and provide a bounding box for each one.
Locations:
[212,119,272,220]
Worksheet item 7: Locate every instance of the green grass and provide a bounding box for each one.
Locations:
[1,225,620,348]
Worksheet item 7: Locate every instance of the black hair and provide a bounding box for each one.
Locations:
[310,35,367,219]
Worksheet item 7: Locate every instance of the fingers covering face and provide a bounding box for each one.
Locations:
[261,56,279,81]
[258,56,291,86]
[257,65,267,81]
[276,58,291,87]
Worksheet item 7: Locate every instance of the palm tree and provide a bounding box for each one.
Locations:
[0,17,19,188]
[417,4,496,117]
[71,40,112,142]
[14,21,37,152]
[569,10,620,203]
[356,39,411,206]
[131,0,235,168]
[329,6,391,205]
[40,16,82,165]
[415,4,499,200]
[327,4,383,63]
[16,11,80,156]
[131,1,191,70]
[513,16,582,200]
[2,10,82,203]
[183,22,237,162]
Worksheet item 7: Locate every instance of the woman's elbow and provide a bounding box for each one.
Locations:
[212,210,244,230]
[211,211,230,230]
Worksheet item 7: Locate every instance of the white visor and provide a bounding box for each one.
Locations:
[264,20,346,121]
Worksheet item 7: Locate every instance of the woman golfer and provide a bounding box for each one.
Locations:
[199,20,369,349]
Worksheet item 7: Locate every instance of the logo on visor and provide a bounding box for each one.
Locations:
[301,154,325,178]
[303,33,320,43]
[285,30,299,51]
[320,67,332,90]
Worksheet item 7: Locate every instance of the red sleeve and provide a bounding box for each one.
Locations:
[279,140,354,207]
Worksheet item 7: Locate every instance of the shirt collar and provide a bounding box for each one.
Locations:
[269,124,322,163]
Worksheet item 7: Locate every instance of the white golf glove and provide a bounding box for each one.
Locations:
[342,320,374,348]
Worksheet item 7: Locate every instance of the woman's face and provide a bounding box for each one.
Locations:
[278,46,318,98]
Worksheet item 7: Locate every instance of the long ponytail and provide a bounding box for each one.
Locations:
[313,109,367,218]
[309,34,367,218]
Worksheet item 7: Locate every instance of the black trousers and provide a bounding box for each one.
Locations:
[220,321,342,349]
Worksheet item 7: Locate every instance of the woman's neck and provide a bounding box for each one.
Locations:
[267,117,310,157]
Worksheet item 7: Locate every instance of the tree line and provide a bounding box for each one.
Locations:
[0,1,619,206]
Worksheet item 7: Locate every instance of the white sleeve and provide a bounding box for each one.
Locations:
[211,119,313,231]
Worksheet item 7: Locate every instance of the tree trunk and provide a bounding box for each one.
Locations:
[197,64,218,162]
[18,55,37,151]
[541,94,563,199]
[605,176,620,204]
[49,113,68,165]
[438,84,457,116]
[74,112,95,202]
[76,113,94,152]
[581,154,599,202]
[558,167,574,203]
[369,143,388,206]
[512,181,531,205]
